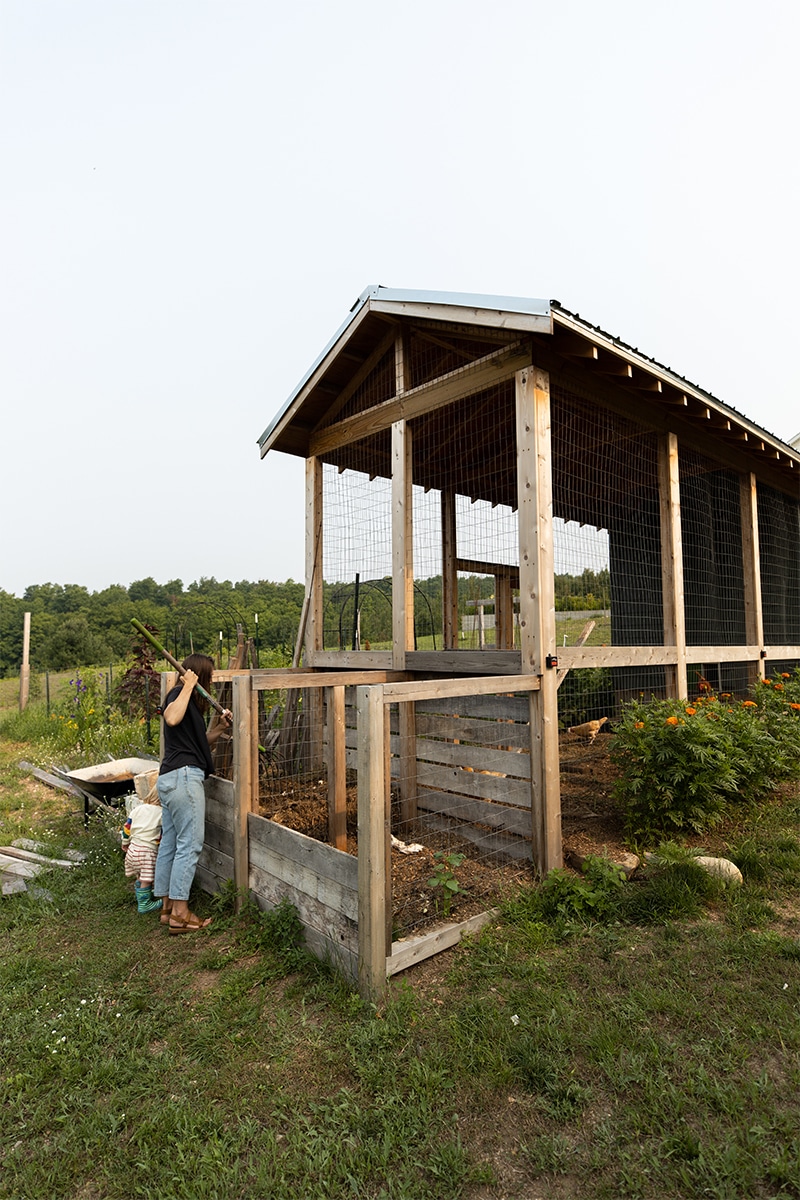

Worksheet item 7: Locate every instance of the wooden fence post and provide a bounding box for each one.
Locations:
[327,685,348,851]
[516,364,562,875]
[658,432,688,699]
[357,684,389,1002]
[232,674,255,910]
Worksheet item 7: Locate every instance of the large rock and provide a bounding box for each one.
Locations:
[694,856,743,885]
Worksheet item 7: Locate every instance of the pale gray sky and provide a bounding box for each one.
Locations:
[2,0,798,597]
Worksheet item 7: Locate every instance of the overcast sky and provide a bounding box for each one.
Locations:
[2,0,798,598]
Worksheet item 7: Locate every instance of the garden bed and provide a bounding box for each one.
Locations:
[255,729,629,938]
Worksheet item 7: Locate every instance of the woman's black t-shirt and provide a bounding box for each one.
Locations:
[159,686,215,778]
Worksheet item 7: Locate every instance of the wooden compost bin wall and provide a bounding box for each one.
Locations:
[196,775,359,981]
[336,688,533,861]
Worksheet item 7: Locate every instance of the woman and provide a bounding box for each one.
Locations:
[154,654,231,933]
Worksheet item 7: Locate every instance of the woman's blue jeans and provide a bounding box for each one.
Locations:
[154,766,206,902]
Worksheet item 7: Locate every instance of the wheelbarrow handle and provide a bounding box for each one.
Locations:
[130,618,226,716]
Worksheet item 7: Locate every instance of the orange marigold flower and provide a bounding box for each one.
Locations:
[742,700,757,707]
[781,672,791,679]
[774,683,784,690]
[634,721,645,729]
[721,693,731,698]
[685,707,697,715]
[790,703,800,712]
[665,715,679,726]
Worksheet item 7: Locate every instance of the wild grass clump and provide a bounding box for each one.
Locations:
[610,672,800,843]
[0,669,154,768]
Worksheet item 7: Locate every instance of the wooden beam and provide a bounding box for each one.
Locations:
[455,558,520,585]
[327,686,348,851]
[596,352,633,379]
[391,420,414,670]
[516,365,561,874]
[740,473,766,684]
[310,341,533,457]
[441,490,459,649]
[381,673,540,704]
[495,569,514,650]
[658,432,688,699]
[310,325,399,433]
[301,456,323,668]
[357,685,389,1002]
[232,675,255,911]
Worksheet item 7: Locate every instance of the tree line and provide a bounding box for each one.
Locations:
[0,567,612,676]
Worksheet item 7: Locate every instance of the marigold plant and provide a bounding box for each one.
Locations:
[611,672,800,845]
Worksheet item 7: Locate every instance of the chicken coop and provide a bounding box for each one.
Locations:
[192,287,800,998]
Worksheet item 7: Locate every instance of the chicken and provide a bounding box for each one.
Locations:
[567,716,609,744]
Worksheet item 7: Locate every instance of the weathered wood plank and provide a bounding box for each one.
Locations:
[414,737,530,778]
[202,820,234,861]
[247,812,358,891]
[415,760,531,807]
[414,711,530,748]
[416,789,533,838]
[247,840,358,921]
[418,812,532,862]
[415,693,531,721]
[291,653,395,673]
[405,650,520,675]
[248,864,358,981]
[381,674,540,704]
[387,908,500,976]
[196,845,234,887]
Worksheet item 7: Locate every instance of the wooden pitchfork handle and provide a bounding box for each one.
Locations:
[130,618,226,716]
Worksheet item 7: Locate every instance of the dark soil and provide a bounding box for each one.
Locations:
[256,729,627,939]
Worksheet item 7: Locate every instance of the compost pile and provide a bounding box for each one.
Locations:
[257,731,625,937]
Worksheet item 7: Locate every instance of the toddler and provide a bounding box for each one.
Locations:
[121,770,163,914]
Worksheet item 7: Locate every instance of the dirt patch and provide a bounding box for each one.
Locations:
[256,732,631,939]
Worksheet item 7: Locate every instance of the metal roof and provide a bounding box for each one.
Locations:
[257,286,551,454]
[257,286,800,485]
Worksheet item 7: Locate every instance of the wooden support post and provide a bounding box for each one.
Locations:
[516,365,562,875]
[327,686,348,851]
[392,420,414,670]
[397,699,417,826]
[357,684,389,1002]
[658,432,688,699]
[441,490,459,649]
[19,611,31,711]
[740,471,766,684]
[306,688,325,774]
[304,455,324,667]
[232,674,255,910]
[495,570,514,650]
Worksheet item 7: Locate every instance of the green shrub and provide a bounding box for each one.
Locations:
[610,683,800,844]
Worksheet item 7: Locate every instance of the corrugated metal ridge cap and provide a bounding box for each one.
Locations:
[257,286,551,454]
[363,285,551,316]
[552,303,800,460]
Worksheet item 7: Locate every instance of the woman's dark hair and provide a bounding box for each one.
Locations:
[181,654,215,713]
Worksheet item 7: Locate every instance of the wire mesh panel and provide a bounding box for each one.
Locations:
[758,483,800,648]
[410,380,519,650]
[257,685,330,836]
[321,440,393,650]
[551,384,664,709]
[390,688,533,940]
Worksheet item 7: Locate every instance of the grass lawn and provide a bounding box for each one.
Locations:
[1,735,800,1199]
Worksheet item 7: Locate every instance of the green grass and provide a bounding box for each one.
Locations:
[2,734,800,1198]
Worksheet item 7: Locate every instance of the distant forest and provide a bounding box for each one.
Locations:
[0,569,610,677]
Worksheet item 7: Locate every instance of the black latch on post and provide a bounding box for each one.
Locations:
[546,654,559,670]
